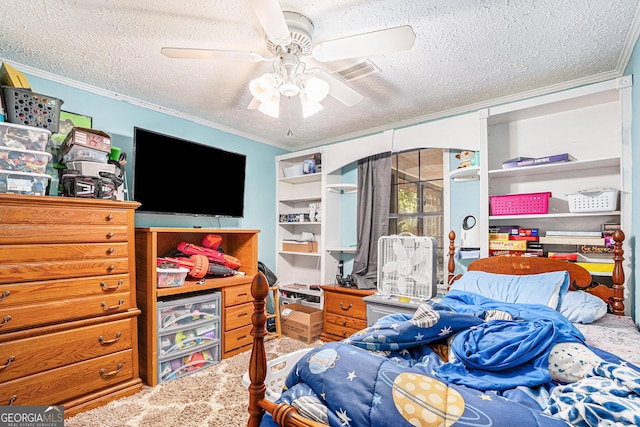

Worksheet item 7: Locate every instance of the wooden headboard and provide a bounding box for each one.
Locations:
[446,229,626,315]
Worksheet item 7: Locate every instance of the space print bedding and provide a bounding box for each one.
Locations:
[258,290,640,427]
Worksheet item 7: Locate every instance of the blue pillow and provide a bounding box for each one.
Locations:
[559,290,607,324]
[449,270,570,310]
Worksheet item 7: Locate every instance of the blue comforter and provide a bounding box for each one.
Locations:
[259,291,639,427]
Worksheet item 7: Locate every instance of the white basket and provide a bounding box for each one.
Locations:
[567,188,618,213]
[241,348,311,401]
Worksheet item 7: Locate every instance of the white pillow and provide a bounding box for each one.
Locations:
[449,270,570,310]
[559,290,607,324]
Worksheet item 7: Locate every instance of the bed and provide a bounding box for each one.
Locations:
[247,229,640,427]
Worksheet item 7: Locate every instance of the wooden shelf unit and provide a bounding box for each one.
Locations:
[135,227,259,386]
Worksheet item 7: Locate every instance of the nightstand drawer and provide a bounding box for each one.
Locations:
[0,315,136,382]
[324,292,368,320]
[325,312,367,332]
[0,349,135,407]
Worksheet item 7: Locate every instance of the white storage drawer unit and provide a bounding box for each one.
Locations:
[156,292,221,384]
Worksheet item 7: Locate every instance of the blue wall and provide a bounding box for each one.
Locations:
[24,74,288,270]
[624,38,639,322]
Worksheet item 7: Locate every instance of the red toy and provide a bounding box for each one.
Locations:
[201,234,222,250]
[177,241,241,269]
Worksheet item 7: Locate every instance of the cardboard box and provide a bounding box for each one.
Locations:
[60,127,111,155]
[280,303,323,344]
[0,62,30,89]
[282,241,318,253]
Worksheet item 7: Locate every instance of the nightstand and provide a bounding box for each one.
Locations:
[320,285,374,341]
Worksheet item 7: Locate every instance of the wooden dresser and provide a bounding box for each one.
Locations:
[135,227,259,386]
[320,285,375,341]
[0,194,142,418]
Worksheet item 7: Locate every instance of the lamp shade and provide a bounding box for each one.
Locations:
[304,75,330,103]
[250,73,277,103]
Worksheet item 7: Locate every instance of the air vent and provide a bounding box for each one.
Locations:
[334,60,380,82]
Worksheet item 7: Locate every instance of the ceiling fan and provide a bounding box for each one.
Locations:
[161,0,416,118]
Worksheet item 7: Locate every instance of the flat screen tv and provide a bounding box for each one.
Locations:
[132,127,246,218]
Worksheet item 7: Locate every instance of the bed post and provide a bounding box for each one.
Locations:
[447,230,456,288]
[610,229,625,316]
[248,272,269,427]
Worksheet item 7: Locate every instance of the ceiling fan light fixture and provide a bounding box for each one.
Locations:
[303,75,330,103]
[257,94,280,118]
[249,73,277,103]
[300,90,323,118]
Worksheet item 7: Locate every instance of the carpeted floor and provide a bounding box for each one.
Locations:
[65,337,322,427]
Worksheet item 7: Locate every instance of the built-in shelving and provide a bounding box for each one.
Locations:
[450,165,480,182]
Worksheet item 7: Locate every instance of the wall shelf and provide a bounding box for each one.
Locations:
[326,183,357,193]
[450,166,479,181]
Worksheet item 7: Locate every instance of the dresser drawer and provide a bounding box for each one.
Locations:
[0,275,130,308]
[0,258,130,284]
[0,204,129,226]
[0,225,129,245]
[224,302,252,331]
[0,292,132,332]
[0,349,135,407]
[224,324,252,353]
[323,321,363,339]
[223,284,252,306]
[0,315,135,382]
[324,292,368,320]
[0,242,130,263]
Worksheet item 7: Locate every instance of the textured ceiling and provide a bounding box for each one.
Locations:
[0,0,639,150]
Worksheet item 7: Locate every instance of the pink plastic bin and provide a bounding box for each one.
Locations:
[490,192,551,215]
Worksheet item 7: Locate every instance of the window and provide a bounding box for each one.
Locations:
[389,148,445,281]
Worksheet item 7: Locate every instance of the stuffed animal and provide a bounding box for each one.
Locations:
[455,150,475,168]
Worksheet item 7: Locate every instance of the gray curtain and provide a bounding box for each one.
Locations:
[352,152,392,289]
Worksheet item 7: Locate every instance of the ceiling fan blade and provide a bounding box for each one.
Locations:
[249,0,291,47]
[312,25,416,62]
[311,69,363,107]
[161,47,267,62]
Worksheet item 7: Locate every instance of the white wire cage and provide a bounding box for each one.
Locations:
[377,233,438,301]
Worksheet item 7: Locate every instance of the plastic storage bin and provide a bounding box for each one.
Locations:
[2,86,63,133]
[490,192,551,216]
[0,146,51,174]
[156,292,221,384]
[156,266,189,288]
[62,146,109,164]
[0,121,51,152]
[0,170,50,195]
[567,188,619,213]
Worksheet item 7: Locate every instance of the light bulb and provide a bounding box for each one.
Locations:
[304,76,329,103]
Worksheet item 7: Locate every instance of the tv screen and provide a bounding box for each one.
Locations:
[132,127,246,218]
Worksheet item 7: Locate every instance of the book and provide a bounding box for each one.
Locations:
[579,244,613,254]
[575,262,614,274]
[489,232,510,241]
[539,236,606,245]
[518,227,538,237]
[489,240,527,251]
[509,235,539,241]
[548,252,578,261]
[503,153,576,169]
[545,230,602,237]
[488,225,520,235]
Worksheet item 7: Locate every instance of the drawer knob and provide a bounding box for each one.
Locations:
[100,363,123,378]
[341,320,347,326]
[341,330,348,336]
[106,232,115,239]
[100,280,123,291]
[339,302,353,311]
[0,291,10,302]
[101,299,125,311]
[106,214,114,221]
[107,264,116,272]
[0,355,15,370]
[106,247,115,255]
[7,395,16,406]
[0,315,11,328]
[98,332,122,345]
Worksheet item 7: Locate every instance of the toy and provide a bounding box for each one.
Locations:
[455,150,475,168]
[177,241,241,269]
